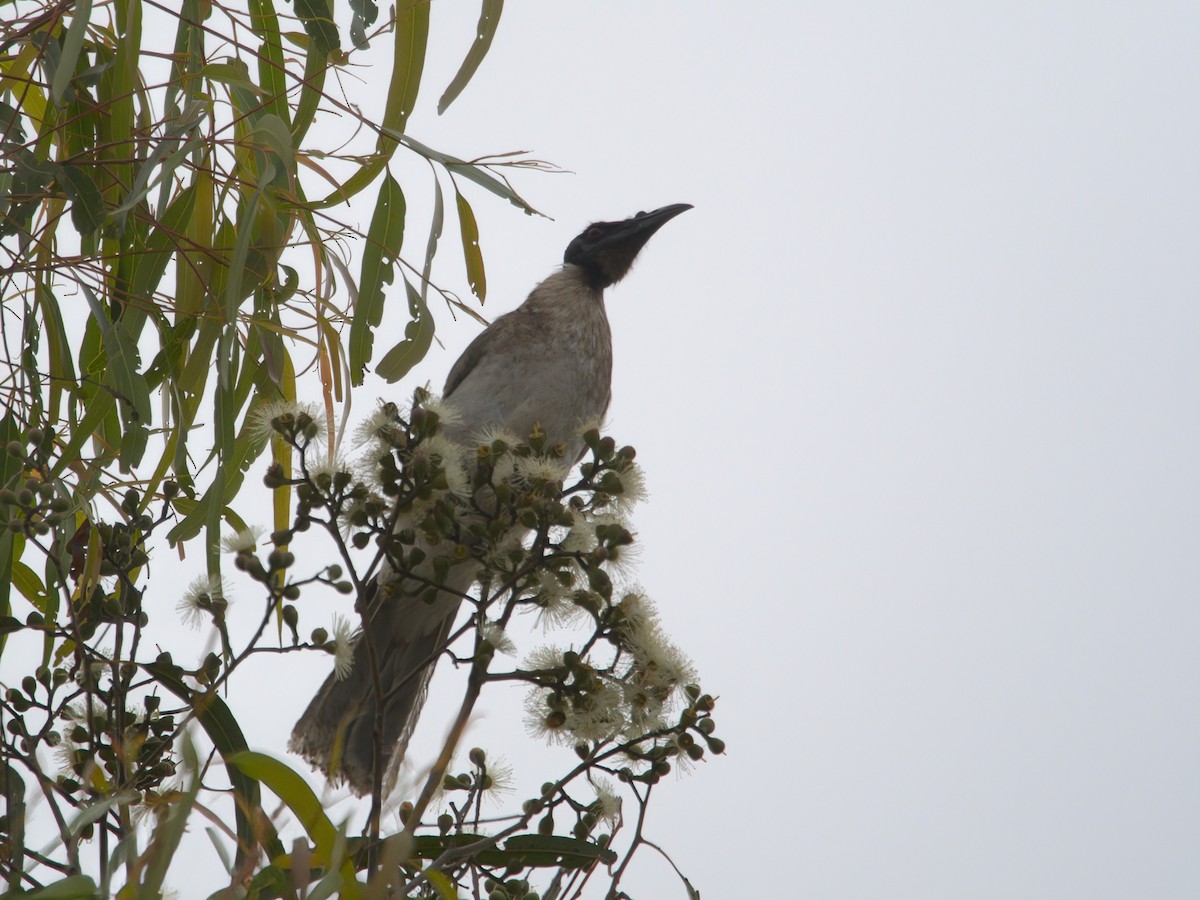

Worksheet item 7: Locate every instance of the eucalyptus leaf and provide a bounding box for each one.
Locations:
[438,0,504,115]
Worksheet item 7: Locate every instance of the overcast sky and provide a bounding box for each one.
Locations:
[11,4,1200,897]
[368,5,1198,897]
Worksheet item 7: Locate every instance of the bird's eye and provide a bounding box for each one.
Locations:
[585,227,604,242]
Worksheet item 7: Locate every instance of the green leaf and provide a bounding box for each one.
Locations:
[374,166,439,383]
[248,0,292,127]
[36,276,76,424]
[57,163,105,234]
[227,752,335,853]
[454,188,486,301]
[50,391,114,478]
[405,833,617,868]
[50,0,93,105]
[138,740,201,899]
[225,187,264,316]
[2,762,26,886]
[421,171,445,302]
[108,101,204,230]
[0,413,22,655]
[21,874,98,899]
[253,112,296,181]
[242,864,291,898]
[145,656,286,866]
[384,0,430,138]
[165,456,254,547]
[317,0,428,207]
[201,60,265,96]
[392,133,543,217]
[291,0,341,57]
[0,99,26,144]
[376,277,433,383]
[228,751,361,897]
[446,160,539,216]
[11,561,46,610]
[291,29,328,145]
[98,0,139,203]
[79,284,153,469]
[350,172,406,384]
[129,185,198,309]
[437,0,504,115]
[349,0,379,48]
[424,869,457,900]
[499,834,618,867]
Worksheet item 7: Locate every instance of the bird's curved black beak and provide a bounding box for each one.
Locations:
[622,203,694,237]
[565,203,693,287]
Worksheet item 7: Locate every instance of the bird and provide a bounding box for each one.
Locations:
[290,203,692,794]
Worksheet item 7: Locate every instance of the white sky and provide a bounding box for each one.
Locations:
[377,4,1198,897]
[8,3,1200,897]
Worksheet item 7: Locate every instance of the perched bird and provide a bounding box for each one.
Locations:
[290,203,692,794]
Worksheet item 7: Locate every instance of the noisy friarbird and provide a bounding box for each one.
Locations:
[290,204,692,794]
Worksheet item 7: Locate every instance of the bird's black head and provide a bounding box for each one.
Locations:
[563,203,692,289]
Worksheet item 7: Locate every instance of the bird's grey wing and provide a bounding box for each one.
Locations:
[443,331,486,400]
[443,308,536,399]
[443,317,506,399]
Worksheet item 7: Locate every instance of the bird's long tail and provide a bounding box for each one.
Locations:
[289,578,463,795]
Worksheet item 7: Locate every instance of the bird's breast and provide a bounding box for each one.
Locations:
[442,302,612,457]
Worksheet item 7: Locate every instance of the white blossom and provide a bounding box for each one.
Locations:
[306,453,353,487]
[574,418,607,446]
[610,461,648,513]
[412,433,471,497]
[220,525,264,554]
[618,593,696,693]
[421,395,463,429]
[477,756,514,804]
[560,681,625,743]
[591,777,622,825]
[532,569,584,629]
[473,425,521,449]
[561,511,633,556]
[354,403,405,447]
[513,454,570,484]
[330,614,355,680]
[248,400,326,447]
[479,621,516,656]
[524,645,566,672]
[176,575,228,630]
[560,509,598,554]
[620,679,669,734]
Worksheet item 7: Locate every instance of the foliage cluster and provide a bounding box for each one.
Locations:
[0,1,718,896]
